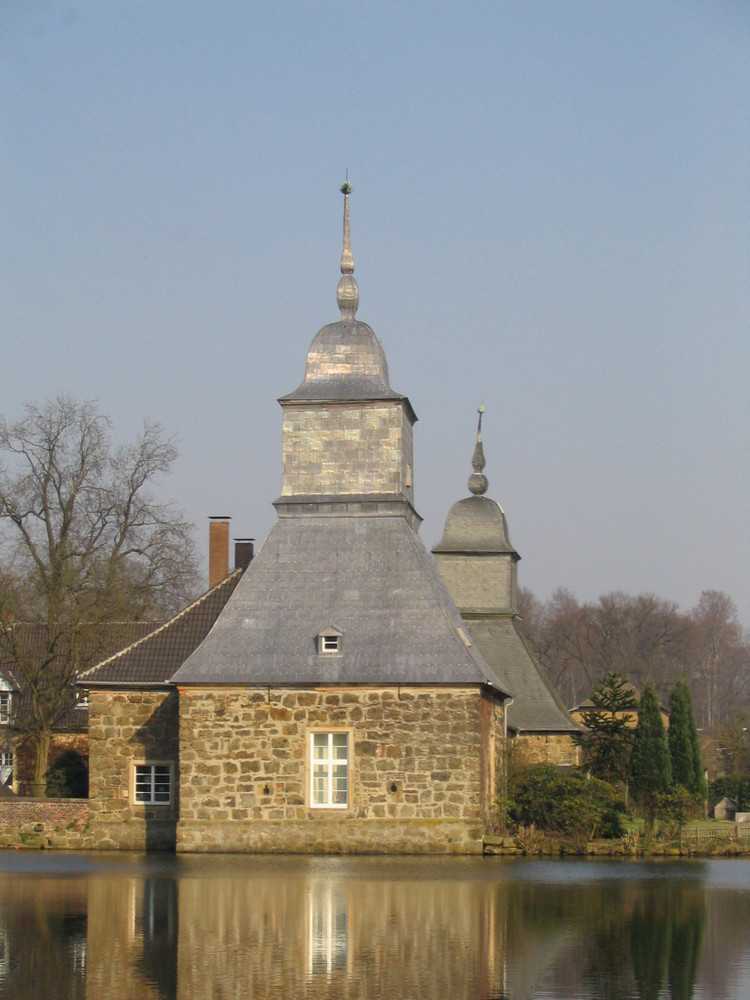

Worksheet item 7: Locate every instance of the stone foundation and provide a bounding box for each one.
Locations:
[178,818,484,854]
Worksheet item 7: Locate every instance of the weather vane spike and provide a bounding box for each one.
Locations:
[340,168,353,195]
[336,174,358,320]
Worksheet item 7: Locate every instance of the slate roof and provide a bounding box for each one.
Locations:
[462,618,579,733]
[171,514,510,691]
[79,569,244,687]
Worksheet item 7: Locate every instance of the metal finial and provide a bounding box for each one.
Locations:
[337,174,359,322]
[468,404,489,496]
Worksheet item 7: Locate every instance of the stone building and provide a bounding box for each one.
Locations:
[81,187,577,854]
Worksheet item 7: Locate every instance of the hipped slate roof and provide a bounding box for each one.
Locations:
[464,618,579,733]
[79,569,243,687]
[171,515,510,691]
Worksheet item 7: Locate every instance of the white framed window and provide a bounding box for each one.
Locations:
[310,732,349,808]
[134,764,172,805]
[0,692,12,724]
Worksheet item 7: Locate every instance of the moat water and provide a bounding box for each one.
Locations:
[1,852,749,999]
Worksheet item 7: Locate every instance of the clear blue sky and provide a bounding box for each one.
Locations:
[2,2,749,625]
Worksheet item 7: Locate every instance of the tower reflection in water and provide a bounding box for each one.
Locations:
[0,856,746,1000]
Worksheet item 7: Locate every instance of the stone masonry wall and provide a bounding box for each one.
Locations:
[510,732,581,769]
[177,686,502,854]
[0,798,90,849]
[433,553,515,615]
[87,688,179,850]
[281,401,413,502]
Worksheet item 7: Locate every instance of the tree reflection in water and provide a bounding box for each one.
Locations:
[0,855,747,1000]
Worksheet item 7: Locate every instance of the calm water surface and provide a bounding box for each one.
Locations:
[0,852,749,999]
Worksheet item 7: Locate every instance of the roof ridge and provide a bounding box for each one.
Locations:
[78,568,244,682]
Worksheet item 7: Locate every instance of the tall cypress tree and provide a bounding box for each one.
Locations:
[669,682,694,791]
[683,681,707,798]
[668,679,706,798]
[629,685,672,836]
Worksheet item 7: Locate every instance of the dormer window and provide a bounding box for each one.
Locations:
[318,627,343,656]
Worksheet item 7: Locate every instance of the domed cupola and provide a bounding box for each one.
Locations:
[433,408,519,615]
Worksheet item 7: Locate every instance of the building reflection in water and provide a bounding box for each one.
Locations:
[2,856,750,1000]
[308,882,349,979]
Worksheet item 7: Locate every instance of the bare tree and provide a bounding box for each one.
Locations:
[518,587,739,725]
[688,591,749,730]
[0,395,200,792]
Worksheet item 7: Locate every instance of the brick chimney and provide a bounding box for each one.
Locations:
[208,517,231,588]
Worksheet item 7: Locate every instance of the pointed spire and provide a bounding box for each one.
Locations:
[468,405,489,496]
[336,174,359,322]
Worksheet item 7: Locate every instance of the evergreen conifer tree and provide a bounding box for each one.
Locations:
[669,682,694,791]
[629,684,672,836]
[577,671,637,785]
[667,680,706,799]
[683,681,706,798]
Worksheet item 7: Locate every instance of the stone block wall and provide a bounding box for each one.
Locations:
[510,732,580,769]
[87,688,179,850]
[281,401,413,502]
[177,685,504,854]
[433,553,516,615]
